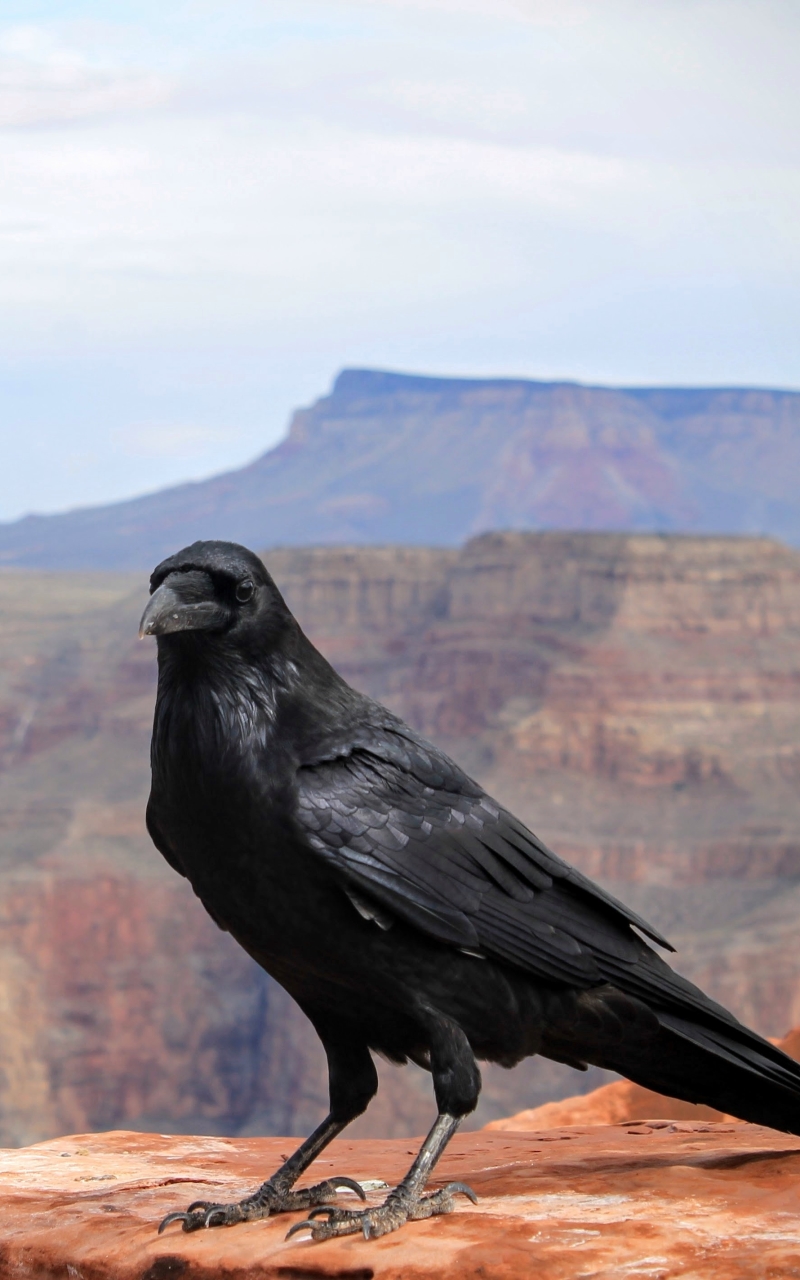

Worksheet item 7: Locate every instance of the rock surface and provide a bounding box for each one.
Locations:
[486,1081,734,1131]
[3,369,800,569]
[3,532,800,1144]
[4,1124,800,1277]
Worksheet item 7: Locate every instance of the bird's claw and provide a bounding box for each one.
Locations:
[285,1181,478,1242]
[158,1201,245,1234]
[440,1181,479,1205]
[286,1213,331,1240]
[158,1175,366,1235]
[158,1211,195,1235]
[327,1176,366,1200]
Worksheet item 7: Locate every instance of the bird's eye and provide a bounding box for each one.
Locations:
[235,579,254,604]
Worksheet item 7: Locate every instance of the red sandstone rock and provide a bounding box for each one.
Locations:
[485,1079,731,1130]
[3,1124,800,1277]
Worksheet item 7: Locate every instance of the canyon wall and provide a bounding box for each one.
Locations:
[1,531,799,1145]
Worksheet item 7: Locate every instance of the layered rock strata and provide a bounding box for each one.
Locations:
[1,532,800,1144]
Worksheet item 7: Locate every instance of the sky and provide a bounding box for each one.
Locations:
[0,1,798,522]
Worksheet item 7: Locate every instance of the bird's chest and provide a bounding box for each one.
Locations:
[152,691,304,937]
[155,771,350,990]
[149,671,370,987]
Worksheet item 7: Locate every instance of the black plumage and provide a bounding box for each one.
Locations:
[143,540,800,1242]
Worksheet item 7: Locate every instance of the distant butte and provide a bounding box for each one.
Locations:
[1,368,800,568]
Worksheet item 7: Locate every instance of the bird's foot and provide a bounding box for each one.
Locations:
[286,1181,477,1241]
[158,1175,365,1234]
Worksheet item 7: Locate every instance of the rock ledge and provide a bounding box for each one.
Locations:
[2,1124,800,1277]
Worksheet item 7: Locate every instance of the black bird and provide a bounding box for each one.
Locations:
[143,540,800,1243]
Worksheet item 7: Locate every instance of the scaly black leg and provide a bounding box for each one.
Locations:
[287,1111,477,1240]
[287,1013,481,1242]
[159,1028,378,1234]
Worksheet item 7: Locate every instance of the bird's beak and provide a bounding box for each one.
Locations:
[139,581,229,638]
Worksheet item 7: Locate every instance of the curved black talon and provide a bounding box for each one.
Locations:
[328,1176,366,1200]
[286,1217,319,1240]
[158,1211,193,1235]
[442,1181,478,1204]
[186,1199,214,1213]
[306,1205,339,1221]
[204,1208,229,1227]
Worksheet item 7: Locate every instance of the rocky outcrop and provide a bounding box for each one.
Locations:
[487,1079,733,1130]
[2,531,800,1145]
[3,370,800,569]
[3,1123,800,1277]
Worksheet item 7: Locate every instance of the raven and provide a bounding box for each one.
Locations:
[143,540,800,1243]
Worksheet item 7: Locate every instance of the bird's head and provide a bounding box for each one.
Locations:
[139,541,290,651]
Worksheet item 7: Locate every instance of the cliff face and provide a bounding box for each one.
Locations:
[272,532,800,873]
[2,370,800,569]
[1,532,800,1146]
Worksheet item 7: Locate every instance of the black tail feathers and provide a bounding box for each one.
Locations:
[612,1012,800,1135]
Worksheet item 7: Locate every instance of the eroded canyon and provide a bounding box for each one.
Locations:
[1,531,799,1145]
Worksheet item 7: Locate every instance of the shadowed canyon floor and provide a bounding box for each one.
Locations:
[2,532,800,1144]
[4,1124,800,1277]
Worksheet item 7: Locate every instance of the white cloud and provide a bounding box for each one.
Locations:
[0,0,798,520]
[321,0,587,24]
[0,24,172,128]
[372,79,528,129]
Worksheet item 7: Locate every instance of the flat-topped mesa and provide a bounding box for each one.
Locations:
[2,369,800,569]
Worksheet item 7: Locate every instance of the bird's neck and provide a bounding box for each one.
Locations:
[156,643,281,757]
[153,627,350,773]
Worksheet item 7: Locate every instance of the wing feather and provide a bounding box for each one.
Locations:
[294,721,674,995]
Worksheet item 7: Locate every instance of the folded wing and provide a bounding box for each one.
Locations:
[294,721,679,990]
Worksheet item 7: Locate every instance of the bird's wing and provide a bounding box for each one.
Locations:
[294,722,683,994]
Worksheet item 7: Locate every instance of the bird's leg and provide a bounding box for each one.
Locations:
[288,1111,477,1241]
[158,1112,363,1234]
[288,1014,481,1241]
[159,1031,378,1234]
